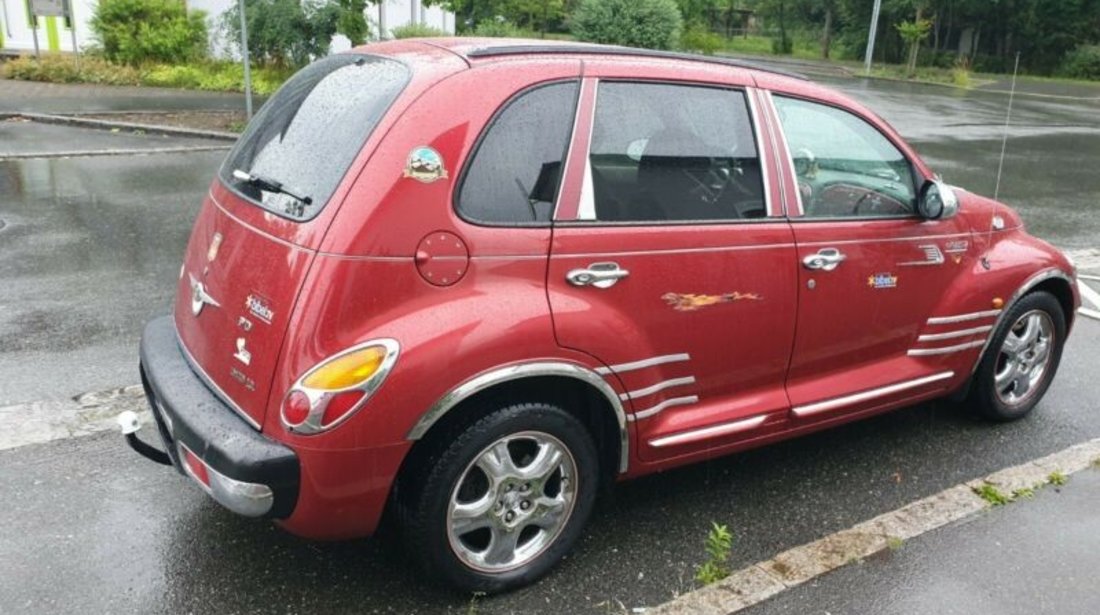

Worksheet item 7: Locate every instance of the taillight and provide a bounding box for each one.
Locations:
[180,444,210,487]
[281,339,399,435]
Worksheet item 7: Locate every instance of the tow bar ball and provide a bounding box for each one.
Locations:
[117,411,173,466]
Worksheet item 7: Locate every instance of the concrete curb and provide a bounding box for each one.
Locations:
[5,111,239,141]
[648,438,1100,615]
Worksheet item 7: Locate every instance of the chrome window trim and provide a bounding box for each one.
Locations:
[175,328,262,430]
[620,376,696,401]
[927,309,1002,325]
[554,243,794,260]
[649,414,768,448]
[408,361,631,473]
[763,90,804,216]
[968,268,1076,375]
[745,88,777,218]
[596,353,691,375]
[908,340,985,356]
[792,371,955,418]
[917,325,993,342]
[632,395,700,421]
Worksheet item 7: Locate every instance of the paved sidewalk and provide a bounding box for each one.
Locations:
[0,78,249,114]
[746,469,1100,615]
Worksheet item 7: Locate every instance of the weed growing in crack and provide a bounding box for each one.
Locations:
[974,483,1011,506]
[1048,470,1068,486]
[695,522,734,586]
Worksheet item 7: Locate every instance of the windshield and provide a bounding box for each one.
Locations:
[220,53,409,221]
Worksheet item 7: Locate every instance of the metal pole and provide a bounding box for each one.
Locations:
[238,0,253,119]
[863,0,882,75]
[31,14,40,62]
[68,0,79,72]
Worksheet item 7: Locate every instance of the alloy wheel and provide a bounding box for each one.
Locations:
[994,309,1055,406]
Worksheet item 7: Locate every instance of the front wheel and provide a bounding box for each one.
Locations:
[402,403,599,593]
[969,291,1066,421]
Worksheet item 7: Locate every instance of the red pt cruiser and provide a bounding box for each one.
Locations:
[127,39,1080,592]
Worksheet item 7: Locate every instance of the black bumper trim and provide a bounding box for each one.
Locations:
[139,315,300,519]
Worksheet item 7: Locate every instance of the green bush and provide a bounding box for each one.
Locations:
[222,0,340,67]
[680,24,722,55]
[0,54,143,85]
[144,62,292,95]
[90,0,208,66]
[471,19,534,38]
[390,23,447,39]
[1060,45,1100,80]
[570,0,682,50]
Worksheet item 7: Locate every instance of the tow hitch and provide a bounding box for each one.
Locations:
[117,410,173,466]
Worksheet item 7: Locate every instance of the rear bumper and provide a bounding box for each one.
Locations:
[138,315,299,519]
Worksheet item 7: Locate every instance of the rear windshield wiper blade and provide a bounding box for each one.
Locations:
[232,169,313,205]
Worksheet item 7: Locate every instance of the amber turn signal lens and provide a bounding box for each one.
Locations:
[302,346,387,390]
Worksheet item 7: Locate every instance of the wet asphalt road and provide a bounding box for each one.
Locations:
[1,76,1099,613]
[1,322,1098,614]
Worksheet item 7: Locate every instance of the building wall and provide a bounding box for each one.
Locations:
[0,0,453,56]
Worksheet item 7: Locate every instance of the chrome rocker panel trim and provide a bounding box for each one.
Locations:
[408,361,631,473]
[792,371,955,418]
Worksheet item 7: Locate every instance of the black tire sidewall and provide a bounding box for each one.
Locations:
[408,403,599,593]
[971,291,1066,421]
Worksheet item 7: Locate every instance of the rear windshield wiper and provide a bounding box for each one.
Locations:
[232,169,313,205]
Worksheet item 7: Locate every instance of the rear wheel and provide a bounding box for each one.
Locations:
[969,291,1066,421]
[402,403,598,593]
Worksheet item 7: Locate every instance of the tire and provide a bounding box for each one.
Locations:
[401,402,599,593]
[969,291,1066,421]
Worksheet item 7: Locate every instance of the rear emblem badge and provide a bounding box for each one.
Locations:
[245,294,274,324]
[188,274,221,316]
[234,337,252,366]
[403,146,448,183]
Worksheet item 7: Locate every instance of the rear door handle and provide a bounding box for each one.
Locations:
[802,248,846,271]
[567,262,629,289]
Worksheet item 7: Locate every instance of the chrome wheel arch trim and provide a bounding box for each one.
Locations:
[407,361,630,473]
[969,268,1075,376]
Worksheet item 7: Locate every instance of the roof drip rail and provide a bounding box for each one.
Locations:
[464,44,808,81]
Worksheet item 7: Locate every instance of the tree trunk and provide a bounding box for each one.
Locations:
[821,7,833,59]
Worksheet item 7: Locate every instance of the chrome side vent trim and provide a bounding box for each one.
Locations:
[597,353,691,375]
[908,340,985,356]
[620,376,696,401]
[630,395,699,421]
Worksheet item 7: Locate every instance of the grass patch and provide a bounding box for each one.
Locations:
[974,483,1011,506]
[886,536,904,551]
[1,53,292,95]
[1047,470,1068,486]
[720,34,819,59]
[1012,486,1036,500]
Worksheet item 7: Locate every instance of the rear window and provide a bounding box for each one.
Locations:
[220,53,408,221]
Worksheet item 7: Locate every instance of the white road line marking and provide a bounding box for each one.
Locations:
[1078,279,1100,322]
[647,437,1100,615]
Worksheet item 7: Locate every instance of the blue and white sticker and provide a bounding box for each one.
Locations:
[867,273,898,289]
[403,146,448,183]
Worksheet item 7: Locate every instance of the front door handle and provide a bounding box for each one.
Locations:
[567,262,629,288]
[803,248,846,271]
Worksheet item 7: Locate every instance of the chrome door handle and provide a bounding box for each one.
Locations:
[802,248,846,271]
[567,262,629,288]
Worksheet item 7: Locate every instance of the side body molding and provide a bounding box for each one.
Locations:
[969,267,1076,375]
[407,362,631,473]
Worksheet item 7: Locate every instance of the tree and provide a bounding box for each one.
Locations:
[571,0,683,50]
[337,0,371,45]
[896,16,931,75]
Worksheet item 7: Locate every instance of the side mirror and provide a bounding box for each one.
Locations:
[917,179,959,220]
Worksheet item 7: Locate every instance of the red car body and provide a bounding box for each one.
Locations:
[135,39,1079,547]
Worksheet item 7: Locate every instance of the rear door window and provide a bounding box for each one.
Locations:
[221,53,409,221]
[583,82,765,222]
[456,81,580,225]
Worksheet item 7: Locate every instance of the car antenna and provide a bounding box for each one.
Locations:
[993,52,1021,202]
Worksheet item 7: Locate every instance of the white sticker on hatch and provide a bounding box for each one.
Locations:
[245,294,274,324]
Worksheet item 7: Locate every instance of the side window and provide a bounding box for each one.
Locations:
[772,95,917,218]
[457,81,579,225]
[585,82,765,223]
